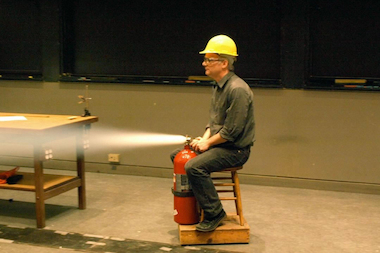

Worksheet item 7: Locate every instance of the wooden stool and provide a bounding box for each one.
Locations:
[179,167,250,245]
[201,166,244,226]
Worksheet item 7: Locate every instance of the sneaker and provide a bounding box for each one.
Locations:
[196,210,226,232]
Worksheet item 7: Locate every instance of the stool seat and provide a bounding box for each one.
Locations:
[202,166,245,226]
[220,166,243,172]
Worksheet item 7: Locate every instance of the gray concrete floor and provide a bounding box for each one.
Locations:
[1,166,380,252]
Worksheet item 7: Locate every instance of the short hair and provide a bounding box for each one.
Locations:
[220,54,237,71]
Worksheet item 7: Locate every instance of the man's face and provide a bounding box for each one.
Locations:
[202,53,226,80]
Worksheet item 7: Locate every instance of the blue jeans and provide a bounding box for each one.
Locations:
[170,146,250,220]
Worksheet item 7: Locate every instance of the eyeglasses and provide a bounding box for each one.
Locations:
[203,57,225,64]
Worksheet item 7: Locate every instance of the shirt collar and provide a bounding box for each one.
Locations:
[215,72,235,89]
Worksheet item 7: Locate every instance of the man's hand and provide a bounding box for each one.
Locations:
[190,132,227,152]
[190,137,210,153]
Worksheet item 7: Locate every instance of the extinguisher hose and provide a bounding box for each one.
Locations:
[172,188,195,197]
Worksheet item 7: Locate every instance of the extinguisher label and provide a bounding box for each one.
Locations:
[175,174,191,191]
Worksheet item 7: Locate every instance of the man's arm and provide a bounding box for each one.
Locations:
[202,128,211,140]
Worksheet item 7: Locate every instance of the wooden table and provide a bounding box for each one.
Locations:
[0,112,98,228]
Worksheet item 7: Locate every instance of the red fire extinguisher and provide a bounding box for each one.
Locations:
[172,136,200,225]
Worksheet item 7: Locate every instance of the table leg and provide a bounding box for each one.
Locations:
[76,131,86,209]
[34,144,45,228]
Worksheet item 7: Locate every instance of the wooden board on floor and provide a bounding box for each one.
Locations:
[178,214,250,245]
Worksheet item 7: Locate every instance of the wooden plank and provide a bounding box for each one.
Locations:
[44,178,81,200]
[0,112,98,132]
[0,113,98,142]
[0,171,77,192]
[178,214,250,245]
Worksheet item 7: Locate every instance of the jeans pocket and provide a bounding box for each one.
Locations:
[234,148,250,166]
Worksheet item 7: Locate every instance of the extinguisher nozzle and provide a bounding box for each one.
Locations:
[185,135,192,145]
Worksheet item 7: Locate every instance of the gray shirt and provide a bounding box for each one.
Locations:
[206,72,255,149]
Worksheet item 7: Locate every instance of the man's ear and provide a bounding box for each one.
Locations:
[222,59,229,69]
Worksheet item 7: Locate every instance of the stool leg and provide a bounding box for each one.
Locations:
[232,171,244,226]
[200,207,204,222]
[231,171,239,214]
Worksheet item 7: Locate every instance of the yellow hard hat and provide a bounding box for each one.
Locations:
[199,35,238,56]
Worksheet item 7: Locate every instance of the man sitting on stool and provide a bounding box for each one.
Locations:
[170,34,255,232]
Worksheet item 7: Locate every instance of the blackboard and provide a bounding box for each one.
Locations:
[5,0,379,90]
[0,0,42,76]
[63,0,281,83]
[310,0,380,78]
